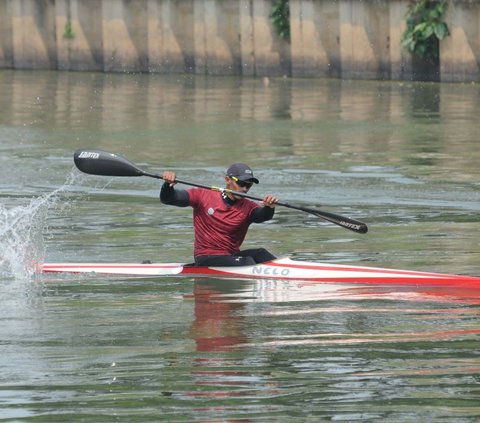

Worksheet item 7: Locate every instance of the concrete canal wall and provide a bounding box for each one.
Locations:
[0,0,479,82]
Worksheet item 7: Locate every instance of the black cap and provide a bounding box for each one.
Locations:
[226,163,259,184]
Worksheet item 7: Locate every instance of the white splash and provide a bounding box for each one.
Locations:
[0,172,79,279]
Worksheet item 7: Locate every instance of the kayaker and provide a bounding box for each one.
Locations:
[160,163,278,266]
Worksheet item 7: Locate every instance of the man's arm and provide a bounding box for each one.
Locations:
[250,194,277,223]
[250,205,275,223]
[160,183,190,207]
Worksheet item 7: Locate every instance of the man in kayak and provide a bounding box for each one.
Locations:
[160,163,278,266]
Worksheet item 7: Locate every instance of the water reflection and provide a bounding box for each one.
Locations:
[189,279,250,351]
[410,83,440,118]
[175,275,480,419]
[181,279,275,410]
[186,277,480,352]
[1,70,479,184]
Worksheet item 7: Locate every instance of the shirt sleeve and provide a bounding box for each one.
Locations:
[160,182,190,207]
[250,205,275,223]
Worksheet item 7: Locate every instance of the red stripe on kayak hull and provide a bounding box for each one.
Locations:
[40,258,480,288]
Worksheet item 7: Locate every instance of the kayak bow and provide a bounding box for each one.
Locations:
[41,257,480,288]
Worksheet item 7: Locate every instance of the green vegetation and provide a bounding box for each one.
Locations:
[402,0,449,60]
[270,0,290,42]
[63,21,75,39]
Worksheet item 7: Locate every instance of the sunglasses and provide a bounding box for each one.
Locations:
[229,176,253,188]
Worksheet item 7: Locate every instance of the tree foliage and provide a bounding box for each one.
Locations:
[402,0,449,60]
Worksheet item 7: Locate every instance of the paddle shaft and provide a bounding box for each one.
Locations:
[74,148,368,234]
[151,172,366,233]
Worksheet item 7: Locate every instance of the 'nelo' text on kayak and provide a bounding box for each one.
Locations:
[252,266,290,276]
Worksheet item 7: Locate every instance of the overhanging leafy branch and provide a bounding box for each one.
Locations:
[270,0,290,42]
[402,0,449,60]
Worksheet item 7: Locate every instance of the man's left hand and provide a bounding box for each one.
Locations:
[262,195,278,208]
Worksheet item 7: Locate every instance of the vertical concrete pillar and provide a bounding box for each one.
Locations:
[102,0,148,72]
[441,0,480,82]
[148,0,194,73]
[339,0,390,79]
[239,0,255,75]
[56,0,103,71]
[147,0,168,72]
[11,0,57,69]
[389,0,412,80]
[193,0,241,75]
[147,0,162,72]
[174,0,195,72]
[249,0,290,76]
[290,0,340,77]
[0,0,13,67]
[208,0,239,75]
[193,0,207,74]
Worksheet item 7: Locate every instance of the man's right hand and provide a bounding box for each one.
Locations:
[162,171,177,186]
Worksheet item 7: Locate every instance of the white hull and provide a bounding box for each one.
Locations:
[40,257,480,287]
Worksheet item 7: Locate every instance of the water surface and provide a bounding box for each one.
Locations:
[1,70,479,421]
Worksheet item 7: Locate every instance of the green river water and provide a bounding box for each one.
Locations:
[0,70,479,422]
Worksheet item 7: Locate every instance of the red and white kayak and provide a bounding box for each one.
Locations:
[41,257,480,288]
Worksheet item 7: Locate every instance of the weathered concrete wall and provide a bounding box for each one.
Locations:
[11,0,57,69]
[389,1,411,81]
[0,0,13,67]
[290,0,341,78]
[0,0,479,82]
[339,0,391,80]
[195,0,240,75]
[441,0,480,82]
[56,0,103,70]
[102,0,149,72]
[148,0,195,73]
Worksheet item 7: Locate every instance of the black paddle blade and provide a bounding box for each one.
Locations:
[308,209,368,234]
[74,149,145,177]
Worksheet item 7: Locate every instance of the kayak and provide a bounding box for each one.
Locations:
[41,257,480,288]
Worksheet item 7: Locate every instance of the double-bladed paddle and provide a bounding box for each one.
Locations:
[73,148,368,234]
